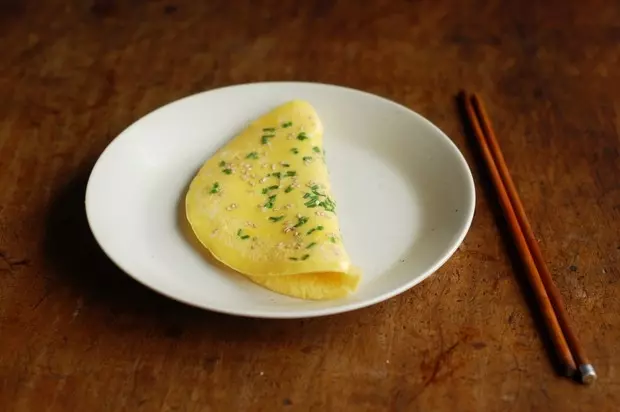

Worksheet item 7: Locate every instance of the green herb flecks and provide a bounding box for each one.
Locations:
[246,152,259,159]
[269,216,285,222]
[306,225,324,235]
[303,190,321,207]
[222,168,232,175]
[311,186,325,197]
[320,196,337,213]
[289,254,310,261]
[237,229,250,240]
[219,160,226,167]
[284,186,294,193]
[303,156,313,162]
[281,163,290,168]
[297,132,309,141]
[264,194,277,209]
[328,235,337,243]
[261,185,279,194]
[312,146,321,153]
[304,197,320,208]
[209,182,220,194]
[282,121,293,128]
[285,170,296,177]
[261,134,275,145]
[272,172,282,179]
[294,216,309,228]
[290,148,299,154]
[306,242,317,249]
[262,127,276,132]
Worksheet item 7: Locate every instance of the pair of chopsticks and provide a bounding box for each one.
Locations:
[459,92,596,384]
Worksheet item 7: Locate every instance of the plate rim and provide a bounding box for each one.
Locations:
[85,81,476,319]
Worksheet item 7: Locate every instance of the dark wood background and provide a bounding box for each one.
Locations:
[1,0,619,410]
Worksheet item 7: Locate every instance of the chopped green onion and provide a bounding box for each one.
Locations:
[272,172,281,179]
[303,193,311,199]
[328,235,337,243]
[281,163,290,167]
[219,160,226,167]
[263,127,276,132]
[294,216,309,227]
[285,170,296,177]
[209,182,220,194]
[303,156,313,162]
[246,152,259,159]
[222,168,232,175]
[264,194,277,209]
[262,185,279,194]
[301,254,310,260]
[261,134,275,144]
[284,186,293,193]
[290,148,299,154]
[289,257,298,261]
[306,225,324,235]
[321,196,336,212]
[306,242,317,249]
[297,132,309,141]
[305,198,319,208]
[237,229,250,240]
[312,146,321,153]
[269,216,285,222]
[282,121,293,128]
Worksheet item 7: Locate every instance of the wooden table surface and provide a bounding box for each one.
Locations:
[1,0,619,411]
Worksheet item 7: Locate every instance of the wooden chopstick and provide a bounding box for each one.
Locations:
[458,92,584,381]
[469,94,596,384]
[471,94,596,383]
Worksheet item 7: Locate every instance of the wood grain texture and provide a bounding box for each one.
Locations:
[1,0,619,411]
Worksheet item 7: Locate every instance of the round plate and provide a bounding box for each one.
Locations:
[85,82,475,318]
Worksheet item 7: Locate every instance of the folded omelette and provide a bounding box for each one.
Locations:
[185,100,361,300]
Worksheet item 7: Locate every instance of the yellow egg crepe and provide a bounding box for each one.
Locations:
[185,100,361,300]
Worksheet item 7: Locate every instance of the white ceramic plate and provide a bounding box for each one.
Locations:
[85,82,475,318]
